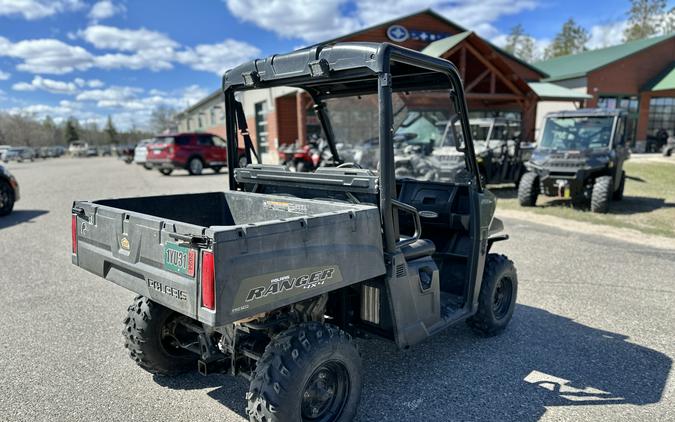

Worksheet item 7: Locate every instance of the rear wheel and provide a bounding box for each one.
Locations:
[591,175,612,213]
[664,147,672,157]
[612,171,625,201]
[123,296,198,375]
[467,254,518,336]
[247,322,362,422]
[517,172,539,207]
[212,166,223,173]
[0,179,15,216]
[188,157,204,175]
[159,168,173,176]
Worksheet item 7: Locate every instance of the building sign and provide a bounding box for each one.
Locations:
[386,25,452,43]
[386,25,409,42]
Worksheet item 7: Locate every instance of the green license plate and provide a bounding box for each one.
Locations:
[163,242,196,277]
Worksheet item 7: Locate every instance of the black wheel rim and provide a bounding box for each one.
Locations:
[301,361,350,422]
[492,277,513,320]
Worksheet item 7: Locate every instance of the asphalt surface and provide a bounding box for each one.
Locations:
[1,157,673,422]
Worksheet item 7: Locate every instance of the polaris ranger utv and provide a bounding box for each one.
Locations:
[431,117,533,186]
[518,109,629,213]
[71,43,517,421]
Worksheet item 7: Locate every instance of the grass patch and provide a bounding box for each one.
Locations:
[494,161,675,238]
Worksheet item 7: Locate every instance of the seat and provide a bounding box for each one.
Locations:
[401,238,436,261]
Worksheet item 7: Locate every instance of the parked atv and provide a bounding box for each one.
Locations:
[432,117,533,186]
[518,109,629,213]
[71,43,517,421]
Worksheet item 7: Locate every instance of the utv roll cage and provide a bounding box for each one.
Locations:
[222,42,481,254]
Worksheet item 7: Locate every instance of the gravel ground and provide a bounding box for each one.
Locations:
[1,157,673,422]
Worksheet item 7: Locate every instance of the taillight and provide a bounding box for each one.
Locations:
[71,215,77,254]
[201,250,215,310]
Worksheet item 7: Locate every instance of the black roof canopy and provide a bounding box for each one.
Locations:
[222,42,461,98]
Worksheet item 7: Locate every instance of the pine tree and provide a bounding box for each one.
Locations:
[64,118,79,143]
[104,115,118,144]
[624,0,667,41]
[544,18,590,59]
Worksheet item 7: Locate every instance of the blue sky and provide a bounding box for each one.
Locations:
[0,0,673,129]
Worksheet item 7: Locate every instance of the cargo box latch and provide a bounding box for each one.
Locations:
[168,232,212,248]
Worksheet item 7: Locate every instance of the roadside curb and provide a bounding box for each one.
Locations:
[496,209,675,251]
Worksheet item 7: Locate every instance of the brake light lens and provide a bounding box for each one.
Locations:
[201,250,215,310]
[71,215,77,254]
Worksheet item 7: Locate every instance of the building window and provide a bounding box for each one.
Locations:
[598,95,639,145]
[254,101,269,153]
[647,96,675,140]
[210,108,216,125]
[198,116,203,129]
[187,119,191,131]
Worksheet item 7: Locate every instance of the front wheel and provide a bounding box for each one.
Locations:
[591,175,612,213]
[212,166,223,173]
[159,168,173,176]
[517,172,539,207]
[0,179,16,216]
[123,296,199,375]
[467,254,518,336]
[247,322,362,422]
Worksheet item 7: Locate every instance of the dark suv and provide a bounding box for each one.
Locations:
[146,133,247,175]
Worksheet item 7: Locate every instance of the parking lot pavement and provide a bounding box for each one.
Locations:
[1,157,673,422]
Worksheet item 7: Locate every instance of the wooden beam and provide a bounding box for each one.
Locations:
[464,44,525,96]
[465,68,491,92]
[460,47,466,81]
[490,72,496,94]
[466,93,521,101]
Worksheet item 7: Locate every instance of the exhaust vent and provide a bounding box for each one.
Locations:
[395,263,407,278]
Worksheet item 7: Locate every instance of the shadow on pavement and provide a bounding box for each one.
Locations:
[152,305,671,421]
[0,209,49,230]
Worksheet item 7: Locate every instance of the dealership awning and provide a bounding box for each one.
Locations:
[528,82,592,101]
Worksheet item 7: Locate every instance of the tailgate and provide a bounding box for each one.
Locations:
[71,201,210,318]
[146,142,172,161]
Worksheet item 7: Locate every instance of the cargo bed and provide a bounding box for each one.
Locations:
[72,191,385,327]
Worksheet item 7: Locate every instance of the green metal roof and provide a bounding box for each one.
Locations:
[421,31,472,58]
[643,62,675,92]
[536,33,675,82]
[528,82,591,100]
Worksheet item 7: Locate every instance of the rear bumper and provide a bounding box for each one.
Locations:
[147,159,183,170]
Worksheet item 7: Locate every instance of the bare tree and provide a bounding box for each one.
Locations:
[149,105,177,134]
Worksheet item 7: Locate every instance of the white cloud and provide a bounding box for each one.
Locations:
[0,70,10,80]
[176,40,261,75]
[0,0,84,20]
[78,25,179,70]
[73,77,104,88]
[587,20,629,50]
[12,75,78,94]
[225,0,539,42]
[0,36,94,74]
[78,25,179,52]
[88,1,125,22]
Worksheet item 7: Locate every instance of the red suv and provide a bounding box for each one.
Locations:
[146,133,248,176]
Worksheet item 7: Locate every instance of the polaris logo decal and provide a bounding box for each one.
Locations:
[245,267,336,303]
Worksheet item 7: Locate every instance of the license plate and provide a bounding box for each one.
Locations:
[163,242,196,277]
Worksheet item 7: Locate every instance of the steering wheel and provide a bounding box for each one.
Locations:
[337,162,363,169]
